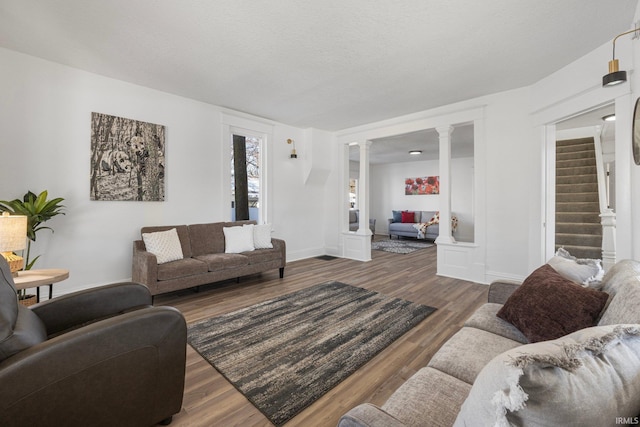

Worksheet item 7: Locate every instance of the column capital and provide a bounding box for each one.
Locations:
[436,125,454,137]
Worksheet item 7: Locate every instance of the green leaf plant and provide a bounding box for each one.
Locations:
[0,190,65,277]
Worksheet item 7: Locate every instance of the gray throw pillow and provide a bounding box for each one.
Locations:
[454,325,640,427]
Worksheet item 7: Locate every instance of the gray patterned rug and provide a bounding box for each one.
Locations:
[372,238,434,254]
[187,281,436,426]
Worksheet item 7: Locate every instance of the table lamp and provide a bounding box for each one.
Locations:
[0,212,28,276]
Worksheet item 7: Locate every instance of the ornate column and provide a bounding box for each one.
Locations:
[435,125,455,244]
[357,141,372,238]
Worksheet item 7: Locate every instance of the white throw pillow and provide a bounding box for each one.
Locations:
[142,228,184,264]
[252,223,273,249]
[547,247,604,287]
[224,225,255,253]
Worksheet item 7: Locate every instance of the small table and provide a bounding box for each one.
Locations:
[13,269,69,302]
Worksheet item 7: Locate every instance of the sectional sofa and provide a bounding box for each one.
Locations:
[339,258,640,426]
[132,220,286,296]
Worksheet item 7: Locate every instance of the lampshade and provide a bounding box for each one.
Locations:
[602,28,638,88]
[602,59,627,87]
[0,212,28,274]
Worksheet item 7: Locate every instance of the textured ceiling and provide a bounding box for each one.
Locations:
[0,1,636,131]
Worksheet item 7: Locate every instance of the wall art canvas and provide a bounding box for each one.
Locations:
[405,176,439,195]
[90,112,165,201]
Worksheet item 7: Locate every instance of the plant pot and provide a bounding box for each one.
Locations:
[19,295,37,307]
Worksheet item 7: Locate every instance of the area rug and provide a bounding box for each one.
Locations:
[372,238,434,254]
[187,281,436,426]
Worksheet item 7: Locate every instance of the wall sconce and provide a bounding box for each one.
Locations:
[287,139,297,158]
[603,26,640,87]
[0,212,28,275]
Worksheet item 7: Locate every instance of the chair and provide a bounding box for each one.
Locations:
[0,256,187,427]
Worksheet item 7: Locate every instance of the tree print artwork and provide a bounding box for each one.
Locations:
[90,112,165,201]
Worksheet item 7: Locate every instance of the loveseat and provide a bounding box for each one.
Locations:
[339,257,640,426]
[133,220,286,296]
[388,210,440,240]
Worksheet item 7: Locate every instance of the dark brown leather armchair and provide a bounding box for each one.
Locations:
[0,256,187,427]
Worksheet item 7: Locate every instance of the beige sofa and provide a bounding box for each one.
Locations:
[339,259,640,426]
[132,220,286,296]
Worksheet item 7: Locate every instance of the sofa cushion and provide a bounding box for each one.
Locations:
[427,327,521,384]
[599,277,640,326]
[464,303,528,344]
[420,211,435,223]
[391,210,402,223]
[242,248,282,265]
[188,223,226,256]
[194,253,248,271]
[382,367,471,427]
[142,228,184,264]
[224,225,255,253]
[454,325,640,427]
[600,259,640,296]
[156,258,209,281]
[497,264,609,343]
[401,211,415,223]
[0,257,47,362]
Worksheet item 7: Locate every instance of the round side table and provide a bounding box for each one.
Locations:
[13,269,70,302]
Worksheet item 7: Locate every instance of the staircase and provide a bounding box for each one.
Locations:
[555,138,602,260]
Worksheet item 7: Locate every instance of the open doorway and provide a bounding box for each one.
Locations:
[349,124,475,244]
[547,104,615,261]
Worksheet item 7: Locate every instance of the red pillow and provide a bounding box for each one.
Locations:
[497,264,609,343]
[401,211,415,223]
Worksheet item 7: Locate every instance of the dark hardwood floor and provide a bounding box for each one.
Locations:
[155,241,488,426]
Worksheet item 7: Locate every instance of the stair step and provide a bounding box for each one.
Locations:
[556,182,598,193]
[556,174,598,185]
[556,192,598,203]
[556,202,599,212]
[557,150,595,161]
[556,165,596,176]
[555,222,603,235]
[556,212,601,223]
[556,140,593,147]
[556,143,595,154]
[555,233,603,247]
[556,158,597,168]
[554,244,601,260]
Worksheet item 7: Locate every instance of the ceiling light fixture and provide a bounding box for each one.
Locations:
[409,150,422,155]
[602,114,616,122]
[603,26,640,87]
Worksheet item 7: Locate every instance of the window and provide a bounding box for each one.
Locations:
[231,134,262,221]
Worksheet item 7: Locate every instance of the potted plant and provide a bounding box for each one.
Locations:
[0,190,65,304]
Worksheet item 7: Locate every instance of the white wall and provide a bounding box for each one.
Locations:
[0,47,329,297]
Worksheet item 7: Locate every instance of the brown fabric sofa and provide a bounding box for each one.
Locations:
[0,256,186,427]
[339,259,640,426]
[132,220,286,296]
